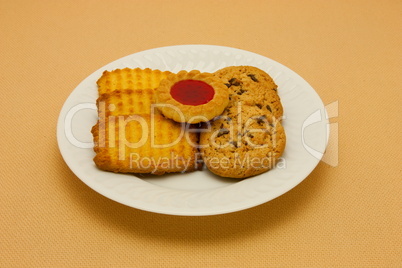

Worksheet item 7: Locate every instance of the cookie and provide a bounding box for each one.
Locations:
[92,114,200,175]
[214,66,283,120]
[200,105,286,178]
[97,88,158,119]
[97,67,172,95]
[155,70,229,123]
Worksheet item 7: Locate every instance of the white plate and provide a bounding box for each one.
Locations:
[57,45,329,216]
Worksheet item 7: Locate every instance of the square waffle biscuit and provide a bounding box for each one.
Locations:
[91,114,199,175]
[96,88,158,118]
[97,67,172,95]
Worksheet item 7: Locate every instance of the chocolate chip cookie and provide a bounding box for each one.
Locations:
[214,65,283,120]
[200,105,286,178]
[200,66,286,178]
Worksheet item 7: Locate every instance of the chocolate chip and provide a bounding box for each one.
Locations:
[247,74,259,82]
[256,115,267,125]
[217,128,230,137]
[229,78,241,86]
[225,83,231,88]
[230,141,238,148]
[237,88,247,95]
[256,104,262,109]
[266,105,272,112]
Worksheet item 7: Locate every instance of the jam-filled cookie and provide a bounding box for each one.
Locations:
[155,70,229,124]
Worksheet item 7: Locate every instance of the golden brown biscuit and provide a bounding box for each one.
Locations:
[155,70,229,124]
[214,66,283,120]
[92,114,200,175]
[97,67,172,95]
[200,105,286,178]
[96,88,157,119]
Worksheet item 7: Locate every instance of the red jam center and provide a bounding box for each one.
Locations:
[170,80,215,106]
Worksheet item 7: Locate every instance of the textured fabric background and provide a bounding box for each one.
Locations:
[1,0,401,267]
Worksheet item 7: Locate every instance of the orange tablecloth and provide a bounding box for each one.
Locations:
[1,0,400,267]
